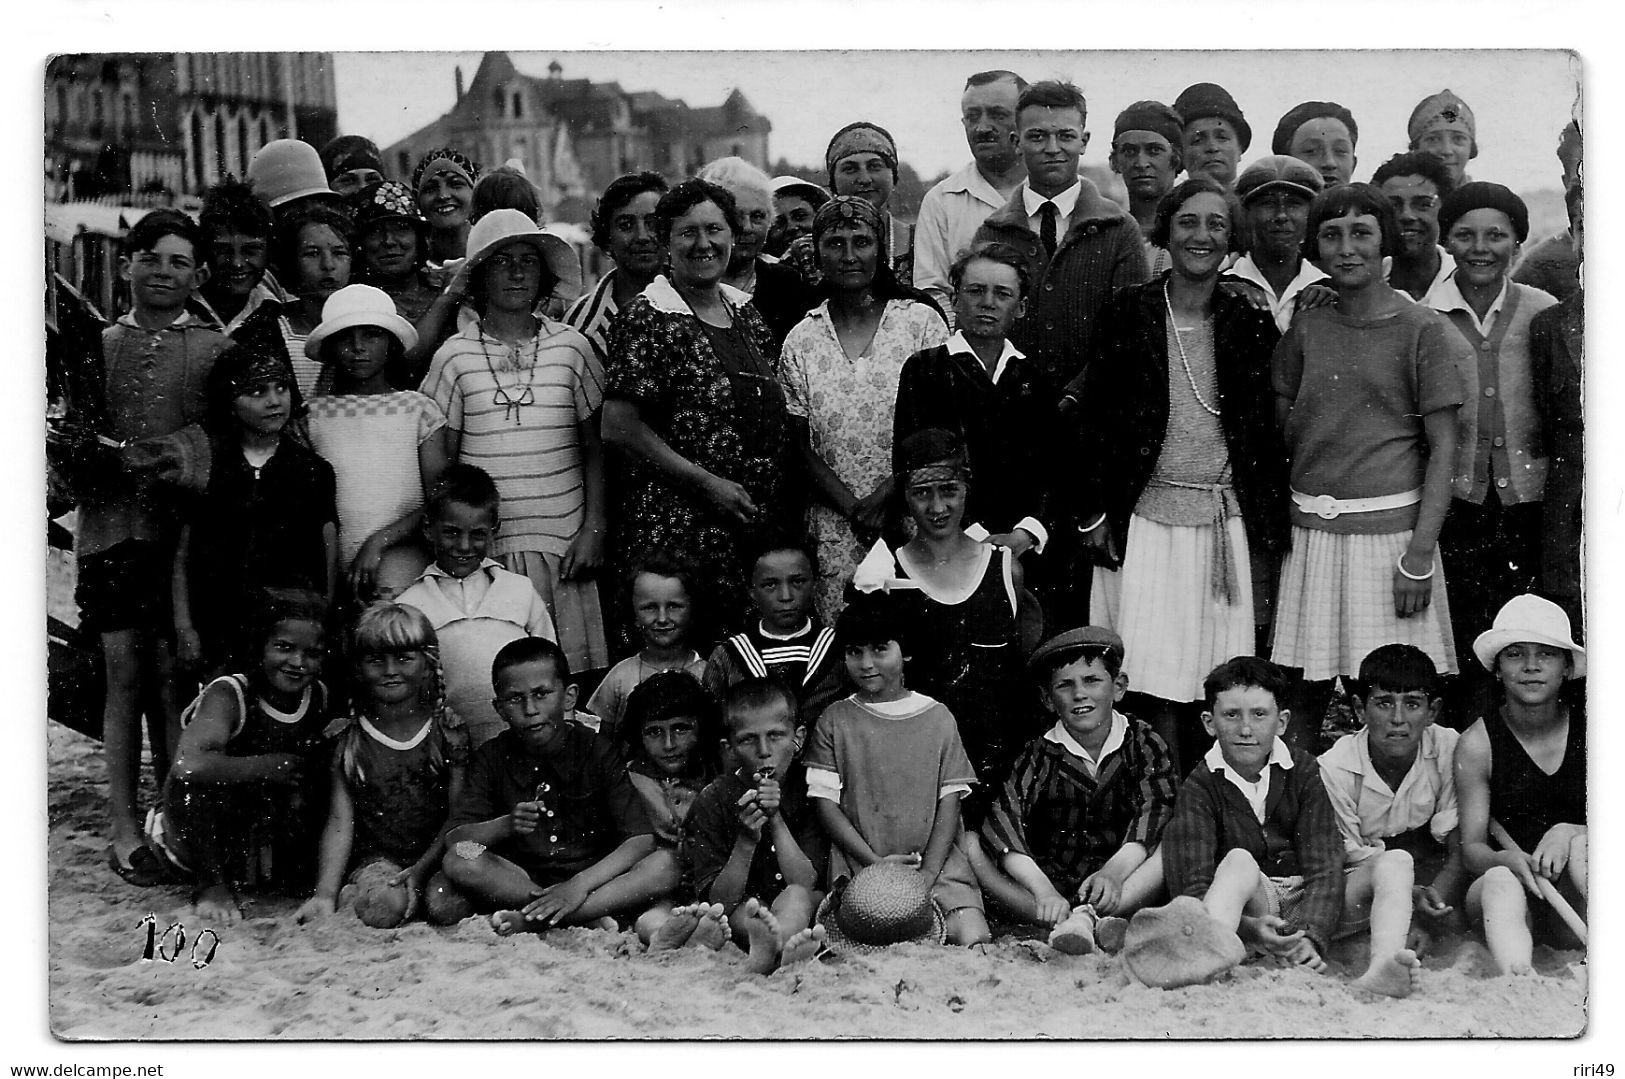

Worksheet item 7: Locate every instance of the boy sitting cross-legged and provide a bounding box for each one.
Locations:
[440,637,678,934]
[671,677,829,973]
[1318,644,1463,996]
[1126,656,1344,988]
[979,626,1178,953]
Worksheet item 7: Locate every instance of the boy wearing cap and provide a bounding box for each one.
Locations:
[981,626,1178,952]
[1408,90,1477,188]
[1274,101,1359,190]
[1108,100,1186,275]
[1173,83,1251,191]
[1427,183,1558,722]
[1372,152,1457,303]
[1226,156,1329,333]
[1455,594,1586,975]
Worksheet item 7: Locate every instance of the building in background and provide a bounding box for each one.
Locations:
[46,53,338,204]
[381,52,771,224]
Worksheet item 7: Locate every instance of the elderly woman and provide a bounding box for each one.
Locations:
[603,179,797,631]
[785,122,918,290]
[697,156,816,349]
[1074,176,1288,770]
[417,209,608,671]
[782,196,948,621]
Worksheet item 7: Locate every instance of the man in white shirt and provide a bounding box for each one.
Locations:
[912,70,1029,315]
[1373,151,1457,303]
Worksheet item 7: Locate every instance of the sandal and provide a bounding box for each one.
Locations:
[107,843,170,888]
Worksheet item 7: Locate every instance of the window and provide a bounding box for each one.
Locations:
[513,92,523,119]
[493,87,505,118]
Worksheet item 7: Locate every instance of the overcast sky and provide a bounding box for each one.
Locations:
[334,50,1579,193]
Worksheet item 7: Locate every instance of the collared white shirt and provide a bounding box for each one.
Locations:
[1426,272,1510,336]
[1318,725,1460,863]
[397,558,556,639]
[1204,739,1295,824]
[1385,245,1456,306]
[1043,711,1128,780]
[914,161,1018,314]
[117,310,195,331]
[1021,181,1082,238]
[1226,255,1330,335]
[938,331,1050,554]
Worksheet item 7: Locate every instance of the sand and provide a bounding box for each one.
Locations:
[44,724,1586,1042]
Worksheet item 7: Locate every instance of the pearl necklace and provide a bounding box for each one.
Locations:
[1165,281,1221,418]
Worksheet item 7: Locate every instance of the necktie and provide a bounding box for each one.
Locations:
[1039,201,1058,259]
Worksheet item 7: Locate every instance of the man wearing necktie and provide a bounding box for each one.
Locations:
[970,80,1148,632]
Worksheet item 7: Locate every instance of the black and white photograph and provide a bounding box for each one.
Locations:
[21,3,1614,1064]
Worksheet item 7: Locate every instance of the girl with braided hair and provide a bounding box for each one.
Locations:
[294,603,474,927]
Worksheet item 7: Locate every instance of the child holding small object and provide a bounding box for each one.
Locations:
[1455,595,1586,975]
[145,589,335,925]
[980,626,1178,953]
[396,465,556,747]
[1129,657,1343,988]
[804,593,989,946]
[675,678,828,973]
[295,604,472,928]
[440,637,678,935]
[1318,644,1463,995]
[585,556,709,738]
[619,671,721,846]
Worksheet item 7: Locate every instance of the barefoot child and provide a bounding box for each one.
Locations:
[805,594,990,946]
[1455,595,1586,975]
[675,678,828,973]
[396,464,556,746]
[619,671,721,846]
[145,589,334,923]
[294,604,472,928]
[980,626,1178,953]
[585,556,709,738]
[703,536,846,733]
[440,637,679,934]
[1318,644,1463,996]
[1134,657,1344,987]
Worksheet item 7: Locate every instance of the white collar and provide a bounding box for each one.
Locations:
[1228,255,1328,300]
[418,558,503,582]
[853,690,933,717]
[946,330,1024,383]
[939,160,1012,209]
[758,617,813,641]
[359,715,433,751]
[1043,711,1128,769]
[1204,737,1295,780]
[1022,181,1081,220]
[117,310,194,330]
[641,273,751,316]
[1427,273,1510,334]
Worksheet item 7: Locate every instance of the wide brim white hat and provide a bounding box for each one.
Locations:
[246,139,335,209]
[462,209,583,302]
[1471,593,1585,676]
[770,175,831,203]
[304,283,420,360]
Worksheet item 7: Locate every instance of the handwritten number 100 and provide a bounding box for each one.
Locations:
[138,913,220,969]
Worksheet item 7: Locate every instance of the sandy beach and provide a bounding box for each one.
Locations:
[44,721,1585,1042]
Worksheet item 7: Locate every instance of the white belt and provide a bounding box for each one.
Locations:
[1291,487,1421,521]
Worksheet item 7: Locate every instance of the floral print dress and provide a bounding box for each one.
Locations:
[782,298,948,621]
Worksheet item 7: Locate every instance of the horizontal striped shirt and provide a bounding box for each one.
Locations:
[419,318,604,557]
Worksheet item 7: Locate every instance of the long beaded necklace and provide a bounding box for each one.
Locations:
[1164,280,1221,418]
[480,331,538,424]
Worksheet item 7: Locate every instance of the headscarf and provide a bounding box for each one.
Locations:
[320,135,384,183]
[1113,101,1184,150]
[809,196,944,319]
[412,148,481,194]
[824,122,899,187]
[1271,101,1359,154]
[895,428,972,487]
[1407,90,1477,157]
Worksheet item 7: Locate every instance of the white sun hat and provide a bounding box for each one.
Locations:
[1470,593,1585,676]
[246,139,337,208]
[462,208,583,302]
[304,284,419,360]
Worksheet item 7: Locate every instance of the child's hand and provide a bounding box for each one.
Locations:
[260,753,305,786]
[293,895,335,924]
[175,626,203,667]
[386,867,425,921]
[522,877,590,927]
[1282,937,1327,972]
[510,800,542,836]
[753,776,782,819]
[1532,824,1581,880]
[1506,851,1545,896]
[349,535,388,600]
[1077,871,1123,915]
[560,527,604,581]
[1412,884,1453,920]
[1240,913,1305,956]
[1032,890,1073,927]
[734,790,768,840]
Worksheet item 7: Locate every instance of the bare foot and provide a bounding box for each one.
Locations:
[690,903,729,951]
[780,924,826,967]
[1095,915,1129,955]
[191,884,244,926]
[739,898,784,975]
[1048,907,1097,955]
[589,916,619,932]
[490,910,530,937]
[1353,948,1422,998]
[647,904,702,951]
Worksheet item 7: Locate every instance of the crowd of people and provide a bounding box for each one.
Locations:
[49,67,1585,994]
